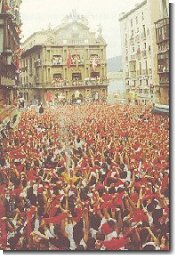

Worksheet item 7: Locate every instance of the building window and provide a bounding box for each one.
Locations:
[91,72,100,78]
[53,73,62,79]
[72,72,82,80]
[136,16,138,24]
[145,60,148,74]
[143,25,146,37]
[142,12,144,21]
[52,55,63,65]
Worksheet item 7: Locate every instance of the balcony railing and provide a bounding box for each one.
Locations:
[160,77,169,86]
[155,18,169,29]
[52,57,63,65]
[19,80,109,89]
[0,76,15,86]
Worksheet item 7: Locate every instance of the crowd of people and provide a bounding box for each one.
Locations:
[0,104,169,250]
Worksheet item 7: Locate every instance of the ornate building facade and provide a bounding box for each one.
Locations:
[0,0,22,106]
[20,12,108,104]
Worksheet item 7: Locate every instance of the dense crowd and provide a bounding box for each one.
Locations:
[0,104,169,250]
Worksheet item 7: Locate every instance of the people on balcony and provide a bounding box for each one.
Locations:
[52,56,63,65]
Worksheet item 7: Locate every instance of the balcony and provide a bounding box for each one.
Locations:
[155,18,169,44]
[158,52,169,60]
[71,59,84,66]
[0,76,15,86]
[20,78,109,89]
[160,77,169,87]
[52,56,63,66]
[158,65,169,74]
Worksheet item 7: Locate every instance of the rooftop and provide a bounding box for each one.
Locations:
[119,0,147,21]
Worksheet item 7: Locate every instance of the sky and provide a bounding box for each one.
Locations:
[20,0,144,58]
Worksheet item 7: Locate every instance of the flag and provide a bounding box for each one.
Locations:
[43,212,68,225]
[66,50,71,68]
[45,91,53,102]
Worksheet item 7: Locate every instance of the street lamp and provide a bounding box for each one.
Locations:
[1,49,13,65]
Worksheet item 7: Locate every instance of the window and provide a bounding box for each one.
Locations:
[145,60,148,74]
[52,55,63,65]
[72,72,82,80]
[136,16,138,24]
[91,72,100,78]
[142,12,144,21]
[53,73,62,79]
[144,43,147,49]
[143,25,146,37]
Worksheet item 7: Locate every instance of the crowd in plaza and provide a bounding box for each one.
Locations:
[0,104,169,250]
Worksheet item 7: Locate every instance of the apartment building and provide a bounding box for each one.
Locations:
[119,0,162,105]
[0,0,22,105]
[155,0,169,105]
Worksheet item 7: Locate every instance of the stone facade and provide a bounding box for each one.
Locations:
[155,0,169,105]
[119,0,163,105]
[20,12,108,104]
[0,0,22,106]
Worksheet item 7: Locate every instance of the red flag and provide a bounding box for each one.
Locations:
[103,237,129,250]
[66,51,71,68]
[43,212,68,225]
